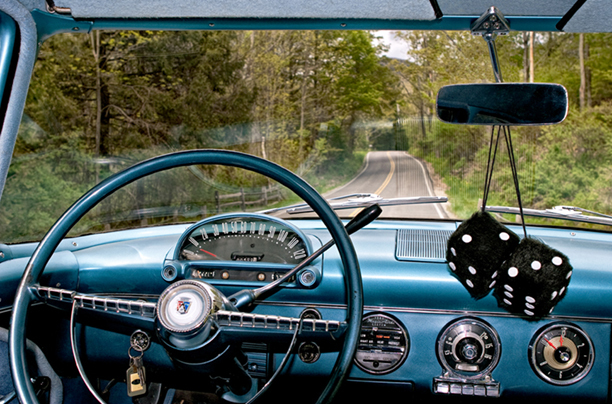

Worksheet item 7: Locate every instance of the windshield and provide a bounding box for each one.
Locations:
[1,30,611,244]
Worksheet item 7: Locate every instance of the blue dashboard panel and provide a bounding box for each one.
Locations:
[0,251,78,310]
[2,217,612,400]
[3,218,612,317]
[259,304,610,400]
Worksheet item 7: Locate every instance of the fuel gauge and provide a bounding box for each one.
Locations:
[529,323,594,385]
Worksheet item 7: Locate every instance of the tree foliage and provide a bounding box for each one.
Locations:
[1,30,400,243]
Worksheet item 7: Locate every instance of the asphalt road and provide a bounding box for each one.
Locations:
[325,151,448,219]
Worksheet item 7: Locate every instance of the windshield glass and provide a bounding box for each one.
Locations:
[1,30,611,244]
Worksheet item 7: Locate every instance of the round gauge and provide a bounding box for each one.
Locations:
[529,323,594,385]
[177,214,310,264]
[354,313,409,375]
[437,318,501,378]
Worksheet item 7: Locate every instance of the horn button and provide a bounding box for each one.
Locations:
[157,280,221,347]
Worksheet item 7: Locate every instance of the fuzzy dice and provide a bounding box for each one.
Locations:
[494,237,572,318]
[446,211,520,299]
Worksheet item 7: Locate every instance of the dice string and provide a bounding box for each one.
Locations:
[502,125,528,239]
[481,125,501,213]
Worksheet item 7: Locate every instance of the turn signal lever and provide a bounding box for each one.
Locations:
[229,204,382,309]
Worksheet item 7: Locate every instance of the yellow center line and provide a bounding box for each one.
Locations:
[349,151,395,218]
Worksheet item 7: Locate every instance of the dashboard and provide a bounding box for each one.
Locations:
[1,214,612,402]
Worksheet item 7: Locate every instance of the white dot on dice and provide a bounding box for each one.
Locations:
[462,234,472,243]
[508,267,519,277]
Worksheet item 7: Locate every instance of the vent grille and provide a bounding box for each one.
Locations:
[396,229,453,262]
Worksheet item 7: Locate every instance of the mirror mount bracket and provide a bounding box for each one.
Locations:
[471,7,510,83]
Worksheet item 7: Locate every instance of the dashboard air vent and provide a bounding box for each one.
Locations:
[395,229,453,262]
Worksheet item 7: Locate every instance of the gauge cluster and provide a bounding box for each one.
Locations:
[163,213,317,286]
[176,213,311,264]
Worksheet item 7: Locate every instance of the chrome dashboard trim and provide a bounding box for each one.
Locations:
[36,286,157,318]
[254,301,612,323]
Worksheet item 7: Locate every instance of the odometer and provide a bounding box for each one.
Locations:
[176,213,311,265]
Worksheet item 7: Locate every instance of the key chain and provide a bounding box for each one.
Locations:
[127,345,147,397]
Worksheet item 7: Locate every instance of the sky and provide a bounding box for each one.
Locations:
[373,31,409,60]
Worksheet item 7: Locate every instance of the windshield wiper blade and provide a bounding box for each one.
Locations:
[261,193,447,215]
[485,205,612,227]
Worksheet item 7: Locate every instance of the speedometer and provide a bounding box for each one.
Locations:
[176,213,311,265]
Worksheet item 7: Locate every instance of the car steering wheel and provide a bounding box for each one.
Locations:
[9,150,363,404]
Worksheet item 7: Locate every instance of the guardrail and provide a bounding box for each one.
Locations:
[215,185,283,213]
[92,185,285,230]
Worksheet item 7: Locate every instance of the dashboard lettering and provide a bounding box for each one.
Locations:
[278,229,288,242]
[258,223,266,235]
[188,237,199,248]
[200,228,208,239]
[212,224,220,237]
[268,226,277,238]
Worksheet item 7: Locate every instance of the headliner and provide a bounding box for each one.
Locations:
[12,0,612,33]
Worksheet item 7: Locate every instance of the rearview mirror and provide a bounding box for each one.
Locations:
[436,83,568,125]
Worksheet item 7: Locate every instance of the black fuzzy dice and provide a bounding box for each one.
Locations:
[446,211,520,299]
[494,237,572,318]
